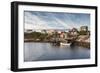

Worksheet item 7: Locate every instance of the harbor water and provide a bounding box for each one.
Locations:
[24,42,90,62]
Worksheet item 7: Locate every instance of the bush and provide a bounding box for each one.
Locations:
[24,32,49,41]
[79,31,87,35]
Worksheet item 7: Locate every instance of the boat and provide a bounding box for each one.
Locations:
[60,42,71,46]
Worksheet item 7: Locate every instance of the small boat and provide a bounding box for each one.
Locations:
[60,42,71,46]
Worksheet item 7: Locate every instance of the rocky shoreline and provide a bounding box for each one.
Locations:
[24,39,90,49]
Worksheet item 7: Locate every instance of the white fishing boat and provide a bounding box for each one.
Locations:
[60,42,71,46]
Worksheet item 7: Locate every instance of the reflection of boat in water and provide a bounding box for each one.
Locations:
[60,42,71,46]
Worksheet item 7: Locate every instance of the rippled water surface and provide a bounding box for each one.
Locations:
[24,42,90,62]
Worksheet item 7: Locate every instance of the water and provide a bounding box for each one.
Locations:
[24,42,90,62]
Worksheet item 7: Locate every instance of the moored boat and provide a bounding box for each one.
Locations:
[60,42,71,46]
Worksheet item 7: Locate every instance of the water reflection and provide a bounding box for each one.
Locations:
[24,42,90,62]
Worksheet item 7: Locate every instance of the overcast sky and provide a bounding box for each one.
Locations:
[24,11,90,30]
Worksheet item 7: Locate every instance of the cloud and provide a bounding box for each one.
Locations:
[25,12,52,29]
[24,12,66,29]
[24,11,90,30]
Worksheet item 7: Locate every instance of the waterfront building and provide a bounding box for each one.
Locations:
[25,29,33,33]
[41,30,47,34]
[59,32,67,39]
[80,26,88,32]
[46,29,55,35]
[68,28,79,37]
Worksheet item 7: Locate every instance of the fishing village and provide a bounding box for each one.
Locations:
[24,26,90,48]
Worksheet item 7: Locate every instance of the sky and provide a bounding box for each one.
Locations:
[24,11,90,30]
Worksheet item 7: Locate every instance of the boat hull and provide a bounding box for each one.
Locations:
[60,42,71,46]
